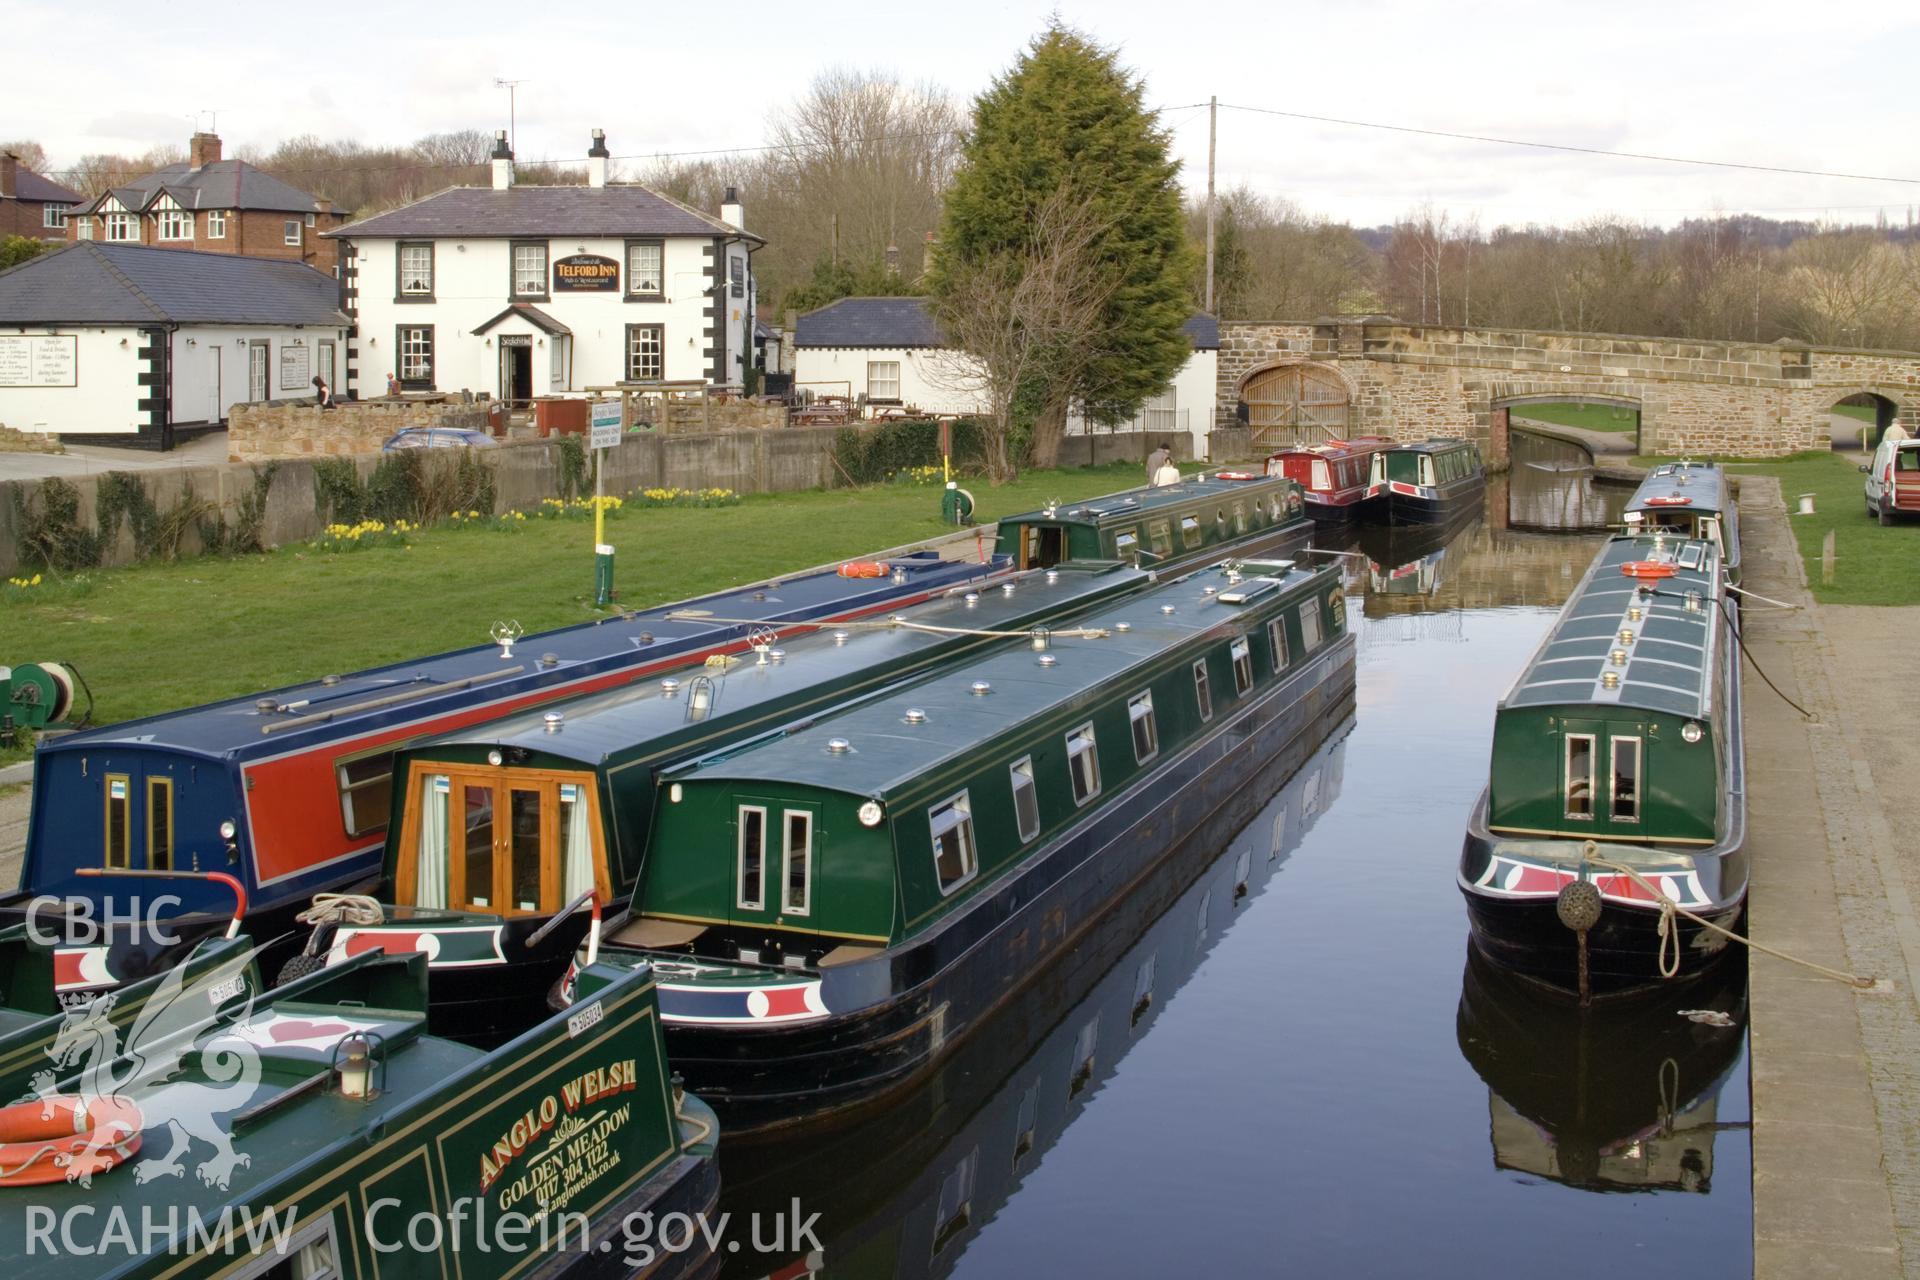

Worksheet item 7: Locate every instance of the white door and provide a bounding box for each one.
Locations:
[248,343,269,402]
[317,341,335,394]
[206,346,222,421]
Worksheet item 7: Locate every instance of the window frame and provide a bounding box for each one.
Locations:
[624,238,664,300]
[76,217,94,240]
[146,776,174,872]
[1148,521,1172,560]
[395,324,435,390]
[1230,637,1253,696]
[1179,514,1202,549]
[1128,691,1159,765]
[730,254,745,299]
[736,804,768,911]
[283,219,302,247]
[1564,733,1596,821]
[396,241,435,301]
[42,203,69,229]
[105,211,137,242]
[104,774,131,869]
[1192,659,1213,722]
[1610,736,1642,823]
[157,206,192,241]
[781,808,813,916]
[227,1210,342,1280]
[206,209,226,239]
[509,239,549,300]
[1301,598,1324,651]
[929,791,979,895]
[866,359,902,404]
[1009,756,1041,843]
[625,323,665,383]
[1267,618,1290,674]
[1066,722,1102,807]
[335,745,402,839]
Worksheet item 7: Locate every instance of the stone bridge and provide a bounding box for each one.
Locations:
[1216,317,1920,457]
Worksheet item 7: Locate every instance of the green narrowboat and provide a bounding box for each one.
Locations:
[1623,460,1741,581]
[289,562,1150,1040]
[0,943,720,1280]
[567,556,1356,1131]
[1366,437,1486,525]
[1458,532,1746,999]
[993,471,1308,569]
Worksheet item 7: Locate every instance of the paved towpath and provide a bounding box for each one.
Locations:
[0,430,232,482]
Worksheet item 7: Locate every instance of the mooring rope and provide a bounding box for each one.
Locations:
[1582,849,1874,989]
[1726,583,1799,611]
[662,612,1112,641]
[296,894,386,928]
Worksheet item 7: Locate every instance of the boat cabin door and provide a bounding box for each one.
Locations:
[1020,525,1067,570]
[404,766,607,915]
[730,799,816,931]
[96,761,183,874]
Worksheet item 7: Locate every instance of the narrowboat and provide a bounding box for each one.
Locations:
[993,471,1309,570]
[1623,460,1741,581]
[1264,436,1393,522]
[717,719,1352,1276]
[1366,437,1487,526]
[568,556,1357,1131]
[1,945,720,1280]
[6,549,1007,996]
[1456,942,1747,1194]
[1355,510,1483,600]
[290,561,1153,1040]
[1458,532,1746,1000]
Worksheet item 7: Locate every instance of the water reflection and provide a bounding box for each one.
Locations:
[716,720,1355,1279]
[1456,944,1749,1194]
[1506,431,1634,531]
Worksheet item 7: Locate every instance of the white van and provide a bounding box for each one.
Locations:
[1861,429,1920,525]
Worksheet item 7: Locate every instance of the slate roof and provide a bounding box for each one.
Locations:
[5,168,81,205]
[69,160,327,216]
[795,297,1220,351]
[0,243,348,327]
[472,303,572,337]
[328,186,760,241]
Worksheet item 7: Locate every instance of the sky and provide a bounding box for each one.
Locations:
[13,0,1920,230]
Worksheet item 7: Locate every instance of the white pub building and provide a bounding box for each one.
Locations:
[331,130,761,402]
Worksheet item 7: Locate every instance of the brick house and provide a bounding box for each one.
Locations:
[64,132,346,271]
[0,152,82,241]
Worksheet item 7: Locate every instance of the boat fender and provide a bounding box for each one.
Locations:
[837,561,887,578]
[1619,561,1678,580]
[1555,880,1603,932]
[0,1095,143,1186]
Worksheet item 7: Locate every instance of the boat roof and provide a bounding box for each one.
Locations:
[1501,534,1721,720]
[38,553,994,760]
[997,472,1292,529]
[1386,437,1478,455]
[417,562,1139,765]
[1267,436,1392,459]
[669,558,1334,799]
[1626,461,1734,515]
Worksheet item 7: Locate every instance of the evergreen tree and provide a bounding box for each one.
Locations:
[931,25,1194,469]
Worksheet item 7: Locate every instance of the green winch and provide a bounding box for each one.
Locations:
[2,660,88,733]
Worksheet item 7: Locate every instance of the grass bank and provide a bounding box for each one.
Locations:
[1510,402,1640,434]
[1632,451,1920,606]
[0,464,1156,753]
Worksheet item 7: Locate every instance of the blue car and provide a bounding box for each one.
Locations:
[381,426,498,451]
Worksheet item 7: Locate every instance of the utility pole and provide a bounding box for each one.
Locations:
[494,78,526,151]
[1205,95,1218,314]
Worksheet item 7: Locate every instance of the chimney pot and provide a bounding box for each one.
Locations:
[720,187,744,231]
[587,128,610,188]
[490,130,515,190]
[189,131,223,169]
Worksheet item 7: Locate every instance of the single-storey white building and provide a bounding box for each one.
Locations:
[0,242,349,447]
[793,297,1220,458]
[331,130,760,402]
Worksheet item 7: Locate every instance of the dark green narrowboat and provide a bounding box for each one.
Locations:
[568,556,1356,1131]
[1623,461,1740,581]
[0,942,719,1280]
[1366,437,1486,526]
[1458,532,1746,999]
[994,471,1308,569]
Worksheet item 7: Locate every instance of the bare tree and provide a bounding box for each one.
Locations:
[0,140,48,173]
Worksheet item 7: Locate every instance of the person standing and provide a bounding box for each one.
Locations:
[311,374,335,410]
[1146,440,1172,482]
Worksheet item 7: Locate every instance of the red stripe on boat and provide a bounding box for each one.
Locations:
[760,986,814,1018]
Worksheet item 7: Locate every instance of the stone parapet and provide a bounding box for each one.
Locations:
[0,423,63,454]
[227,398,489,462]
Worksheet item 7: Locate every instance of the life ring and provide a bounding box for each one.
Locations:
[1644,494,1693,506]
[837,562,887,578]
[0,1095,143,1186]
[1620,561,1678,580]
[1215,470,1255,481]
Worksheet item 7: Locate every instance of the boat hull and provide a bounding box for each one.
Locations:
[1382,472,1487,526]
[1303,490,1380,523]
[532,1148,721,1280]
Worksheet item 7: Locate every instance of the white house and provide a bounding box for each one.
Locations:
[0,242,349,447]
[331,130,760,403]
[792,297,1220,458]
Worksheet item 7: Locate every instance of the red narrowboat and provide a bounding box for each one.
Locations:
[1264,437,1394,522]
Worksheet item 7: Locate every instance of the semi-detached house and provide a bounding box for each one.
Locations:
[329,131,760,403]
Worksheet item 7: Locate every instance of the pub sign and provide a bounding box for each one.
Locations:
[553,254,620,292]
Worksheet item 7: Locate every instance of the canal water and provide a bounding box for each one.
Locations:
[717,456,1750,1279]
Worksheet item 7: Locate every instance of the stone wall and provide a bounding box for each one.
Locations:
[227,398,489,462]
[643,398,789,433]
[0,423,63,454]
[1218,318,1920,457]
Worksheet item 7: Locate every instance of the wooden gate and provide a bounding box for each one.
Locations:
[1242,363,1349,448]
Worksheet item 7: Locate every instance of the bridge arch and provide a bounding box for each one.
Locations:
[1824,387,1907,450]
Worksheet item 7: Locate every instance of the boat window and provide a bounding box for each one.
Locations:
[1149,521,1172,559]
[508,787,542,912]
[1231,638,1253,695]
[1193,659,1213,722]
[146,777,173,872]
[1232,501,1248,534]
[1678,544,1704,570]
[104,774,130,870]
[459,783,496,909]
[930,792,978,894]
[1014,1079,1040,1165]
[1311,459,1331,490]
[1179,514,1202,548]
[932,1146,979,1256]
[1611,737,1642,823]
[1010,756,1041,843]
[1267,495,1282,521]
[782,810,812,915]
[737,805,767,910]
[230,1211,341,1280]
[1115,529,1140,563]
[335,747,398,838]
[1070,1015,1099,1097]
[1564,734,1596,820]
[414,774,450,909]
[558,782,594,900]
[1066,723,1102,806]
[1267,619,1289,673]
[1301,598,1323,650]
[1129,692,1158,764]
[1419,456,1437,486]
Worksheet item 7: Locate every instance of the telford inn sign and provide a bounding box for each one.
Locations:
[553,254,620,292]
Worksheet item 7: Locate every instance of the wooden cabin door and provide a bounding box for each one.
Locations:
[425,768,604,917]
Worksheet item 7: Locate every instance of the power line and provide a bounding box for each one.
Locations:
[1215,101,1920,186]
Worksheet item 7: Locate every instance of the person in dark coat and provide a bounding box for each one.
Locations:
[1146,441,1172,480]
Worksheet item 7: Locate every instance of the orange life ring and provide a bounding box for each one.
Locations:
[0,1095,143,1185]
[837,562,887,579]
[1215,470,1255,481]
[1620,561,1678,580]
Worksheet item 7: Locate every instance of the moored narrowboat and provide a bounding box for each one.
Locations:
[1623,460,1741,581]
[1366,437,1487,526]
[288,561,1154,1040]
[1264,436,1393,522]
[1,945,720,1280]
[994,471,1309,570]
[6,549,1007,998]
[567,556,1357,1131]
[1458,532,1746,1000]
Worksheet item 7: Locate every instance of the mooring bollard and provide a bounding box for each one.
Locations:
[1797,492,1817,516]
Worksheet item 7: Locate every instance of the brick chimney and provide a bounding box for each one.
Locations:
[587,128,609,189]
[720,186,743,232]
[885,242,900,276]
[314,197,332,219]
[490,130,514,191]
[189,131,222,169]
[0,153,15,199]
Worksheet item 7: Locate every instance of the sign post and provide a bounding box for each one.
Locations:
[589,400,623,604]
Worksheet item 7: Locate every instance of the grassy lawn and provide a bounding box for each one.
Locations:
[1510,402,1641,434]
[1831,402,1876,424]
[1631,451,1920,606]
[0,464,1158,754]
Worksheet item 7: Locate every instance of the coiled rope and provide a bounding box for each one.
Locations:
[296,894,386,927]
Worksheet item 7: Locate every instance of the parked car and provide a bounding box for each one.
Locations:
[1861,431,1920,524]
[381,426,498,452]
